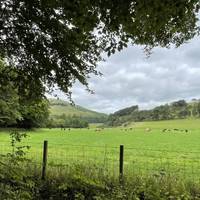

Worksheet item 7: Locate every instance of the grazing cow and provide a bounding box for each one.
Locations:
[60,125,63,130]
[145,128,151,132]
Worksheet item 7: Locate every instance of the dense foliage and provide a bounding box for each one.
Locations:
[107,99,200,126]
[0,59,21,126]
[0,60,49,128]
[1,157,200,199]
[17,98,49,129]
[0,0,199,96]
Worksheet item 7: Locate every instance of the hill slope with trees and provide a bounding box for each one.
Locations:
[107,99,200,126]
[47,99,108,128]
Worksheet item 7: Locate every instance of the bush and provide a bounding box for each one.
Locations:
[0,131,34,199]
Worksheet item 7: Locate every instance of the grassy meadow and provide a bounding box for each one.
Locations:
[1,118,200,180]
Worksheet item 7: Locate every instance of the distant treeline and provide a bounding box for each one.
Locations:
[47,114,89,128]
[81,116,108,123]
[107,100,200,126]
[47,114,109,128]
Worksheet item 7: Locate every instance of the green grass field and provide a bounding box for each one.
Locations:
[1,118,200,179]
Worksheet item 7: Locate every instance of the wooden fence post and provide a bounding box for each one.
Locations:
[42,140,48,180]
[119,145,124,182]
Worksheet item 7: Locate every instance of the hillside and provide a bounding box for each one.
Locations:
[107,99,200,126]
[49,99,108,123]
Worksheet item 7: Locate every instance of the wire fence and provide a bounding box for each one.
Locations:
[1,141,200,181]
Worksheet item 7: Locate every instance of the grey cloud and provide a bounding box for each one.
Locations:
[54,36,200,114]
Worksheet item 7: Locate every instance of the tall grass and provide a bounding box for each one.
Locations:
[2,160,200,200]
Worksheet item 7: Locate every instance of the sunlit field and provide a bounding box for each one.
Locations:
[1,118,200,180]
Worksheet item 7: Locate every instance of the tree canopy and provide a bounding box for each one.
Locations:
[0,0,199,95]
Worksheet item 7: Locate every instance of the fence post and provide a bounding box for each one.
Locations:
[119,145,124,182]
[42,140,48,180]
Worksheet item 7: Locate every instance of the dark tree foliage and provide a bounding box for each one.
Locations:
[0,59,21,126]
[0,58,49,128]
[172,100,187,107]
[16,72,49,128]
[0,0,199,95]
[17,98,49,129]
[114,105,139,116]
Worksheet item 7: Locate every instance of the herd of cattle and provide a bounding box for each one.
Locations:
[162,128,189,133]
[59,127,189,133]
[94,127,190,133]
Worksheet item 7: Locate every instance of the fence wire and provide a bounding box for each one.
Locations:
[1,142,200,181]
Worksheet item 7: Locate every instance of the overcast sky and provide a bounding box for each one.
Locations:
[52,36,200,114]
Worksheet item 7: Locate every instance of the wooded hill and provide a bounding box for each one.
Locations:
[49,99,108,125]
[107,99,200,126]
